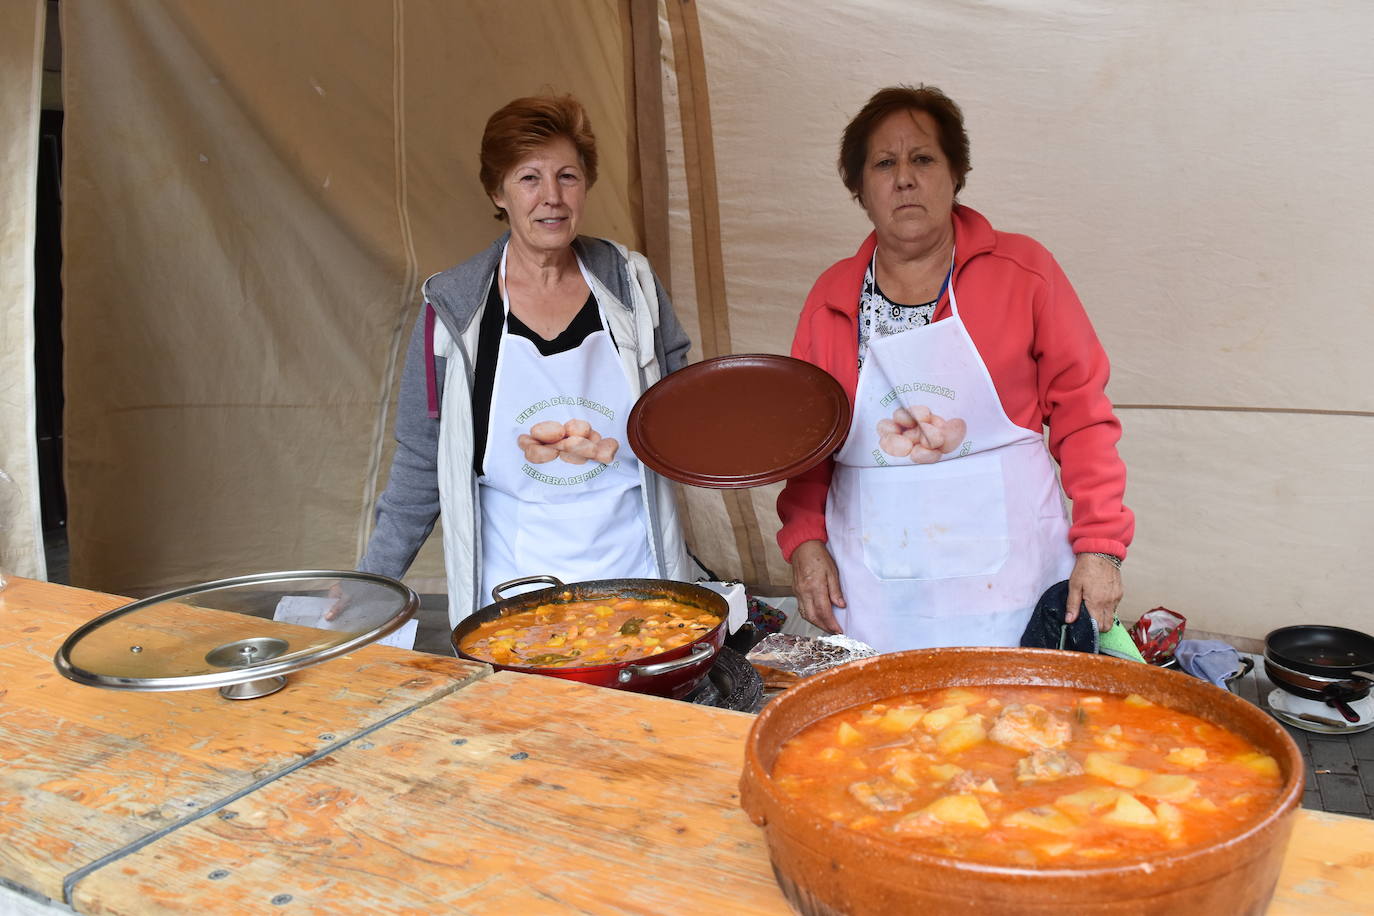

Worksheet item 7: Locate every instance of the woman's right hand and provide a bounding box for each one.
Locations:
[790,540,845,634]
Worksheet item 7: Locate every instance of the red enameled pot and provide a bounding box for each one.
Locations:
[451,575,726,699]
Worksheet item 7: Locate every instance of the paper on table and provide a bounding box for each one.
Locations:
[272,596,418,650]
[375,619,419,651]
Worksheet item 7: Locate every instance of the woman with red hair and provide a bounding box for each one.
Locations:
[361,95,692,626]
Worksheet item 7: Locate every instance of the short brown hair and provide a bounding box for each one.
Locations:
[838,85,970,201]
[479,94,599,221]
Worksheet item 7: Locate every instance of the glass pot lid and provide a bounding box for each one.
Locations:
[53,570,418,694]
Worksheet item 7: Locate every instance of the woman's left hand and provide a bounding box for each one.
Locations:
[1065,554,1122,632]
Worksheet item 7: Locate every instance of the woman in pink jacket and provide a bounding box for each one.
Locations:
[778,85,1134,653]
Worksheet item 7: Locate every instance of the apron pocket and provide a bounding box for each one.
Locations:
[511,490,651,582]
[856,455,1010,581]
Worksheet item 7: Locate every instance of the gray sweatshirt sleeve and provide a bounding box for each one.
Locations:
[653,273,692,374]
[358,307,442,578]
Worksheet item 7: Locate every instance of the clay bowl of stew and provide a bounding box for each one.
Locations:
[739,647,1303,916]
[451,576,727,699]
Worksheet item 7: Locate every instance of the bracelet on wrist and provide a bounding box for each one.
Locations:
[1085,551,1123,569]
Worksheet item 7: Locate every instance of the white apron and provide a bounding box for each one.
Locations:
[827,254,1074,652]
[477,246,654,600]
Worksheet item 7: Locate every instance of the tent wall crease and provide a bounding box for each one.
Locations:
[0,0,49,584]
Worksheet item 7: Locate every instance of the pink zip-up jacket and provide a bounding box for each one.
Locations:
[777,204,1134,563]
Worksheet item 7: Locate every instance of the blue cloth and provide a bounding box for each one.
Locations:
[1174,639,1242,687]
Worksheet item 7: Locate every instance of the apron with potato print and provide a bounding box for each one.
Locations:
[477,245,654,601]
[826,254,1075,652]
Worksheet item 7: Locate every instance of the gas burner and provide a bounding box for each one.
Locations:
[683,645,763,713]
[1267,688,1374,734]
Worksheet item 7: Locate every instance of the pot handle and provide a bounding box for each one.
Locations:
[1224,655,1255,693]
[491,575,565,603]
[617,642,716,684]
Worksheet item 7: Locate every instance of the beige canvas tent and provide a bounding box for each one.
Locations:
[3,0,1372,641]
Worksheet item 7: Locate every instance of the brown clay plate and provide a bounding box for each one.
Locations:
[628,354,850,489]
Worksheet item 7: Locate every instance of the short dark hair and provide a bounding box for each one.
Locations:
[838,85,971,200]
[479,94,599,221]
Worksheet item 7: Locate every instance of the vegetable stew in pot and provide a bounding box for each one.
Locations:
[460,594,721,667]
[451,576,727,698]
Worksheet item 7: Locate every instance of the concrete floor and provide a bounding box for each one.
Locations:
[1232,652,1374,819]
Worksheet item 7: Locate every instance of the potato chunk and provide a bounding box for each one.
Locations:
[1101,793,1159,827]
[1083,752,1150,788]
[878,705,926,733]
[1124,693,1154,708]
[1154,800,1185,841]
[1093,724,1134,751]
[928,763,964,783]
[938,688,986,707]
[937,716,988,755]
[1137,774,1199,802]
[1234,752,1280,780]
[1003,806,1078,835]
[1166,747,1208,768]
[836,721,863,747]
[889,760,920,787]
[923,793,991,829]
[1053,786,1123,817]
[921,704,968,733]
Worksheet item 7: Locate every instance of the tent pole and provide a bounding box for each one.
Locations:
[664,0,771,588]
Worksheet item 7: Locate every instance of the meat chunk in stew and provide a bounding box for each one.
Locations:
[1015,748,1084,783]
[989,703,1072,752]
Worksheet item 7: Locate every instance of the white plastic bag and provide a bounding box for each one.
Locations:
[694,579,748,633]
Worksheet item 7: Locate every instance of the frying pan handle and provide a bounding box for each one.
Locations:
[617,642,716,684]
[491,575,565,603]
[1321,685,1363,723]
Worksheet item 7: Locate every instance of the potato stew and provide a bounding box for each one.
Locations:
[459,594,722,668]
[771,685,1284,868]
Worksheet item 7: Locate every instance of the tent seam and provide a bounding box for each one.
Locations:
[358,0,422,564]
[665,0,771,587]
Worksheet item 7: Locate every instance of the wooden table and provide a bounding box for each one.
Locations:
[0,577,486,903]
[3,578,1374,914]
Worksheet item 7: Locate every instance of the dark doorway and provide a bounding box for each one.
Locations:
[34,108,66,537]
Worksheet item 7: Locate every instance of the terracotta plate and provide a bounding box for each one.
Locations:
[628,354,850,488]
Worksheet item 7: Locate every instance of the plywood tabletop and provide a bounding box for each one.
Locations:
[65,667,1374,916]
[0,577,488,903]
[1269,809,1374,915]
[9,578,1374,914]
[69,670,790,915]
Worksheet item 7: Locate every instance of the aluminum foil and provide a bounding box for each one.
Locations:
[746,633,879,686]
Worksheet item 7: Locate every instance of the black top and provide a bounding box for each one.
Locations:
[471,281,605,475]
